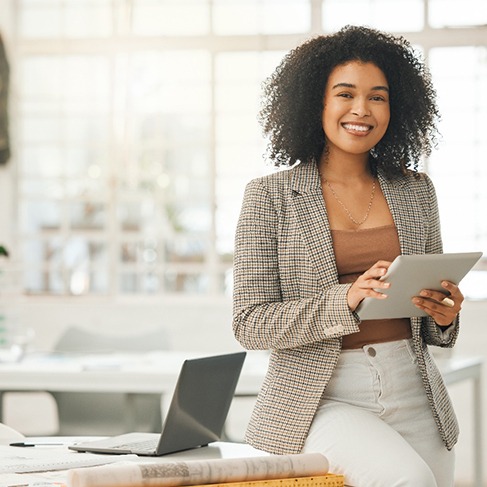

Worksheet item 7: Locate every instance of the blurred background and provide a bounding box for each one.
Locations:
[0,1,486,485]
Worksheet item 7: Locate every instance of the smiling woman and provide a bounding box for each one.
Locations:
[233,25,462,487]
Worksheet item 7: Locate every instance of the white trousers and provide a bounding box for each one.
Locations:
[302,339,455,487]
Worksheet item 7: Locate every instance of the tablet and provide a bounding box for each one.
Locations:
[355,252,483,320]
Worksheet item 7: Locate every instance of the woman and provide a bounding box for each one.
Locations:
[232,26,463,487]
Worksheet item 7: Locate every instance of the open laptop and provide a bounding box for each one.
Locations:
[69,351,246,456]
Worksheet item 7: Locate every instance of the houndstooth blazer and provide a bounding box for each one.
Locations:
[232,161,459,455]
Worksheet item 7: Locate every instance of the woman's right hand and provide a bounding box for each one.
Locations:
[347,260,392,311]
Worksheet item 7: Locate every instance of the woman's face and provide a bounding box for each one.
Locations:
[322,61,390,158]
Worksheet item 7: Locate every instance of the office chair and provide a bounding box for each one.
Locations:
[50,326,171,436]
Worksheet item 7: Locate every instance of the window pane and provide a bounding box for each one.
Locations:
[17,0,63,38]
[428,47,487,254]
[213,0,310,35]
[164,272,208,293]
[429,0,487,27]
[18,0,113,38]
[20,201,61,233]
[214,51,282,257]
[322,0,424,32]
[20,56,111,111]
[132,0,210,36]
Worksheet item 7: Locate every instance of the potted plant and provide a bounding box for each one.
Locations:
[0,244,8,257]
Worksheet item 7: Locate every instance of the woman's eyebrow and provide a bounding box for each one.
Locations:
[332,82,389,92]
[372,85,389,92]
[332,82,355,89]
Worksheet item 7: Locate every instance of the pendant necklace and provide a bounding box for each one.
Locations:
[321,177,376,226]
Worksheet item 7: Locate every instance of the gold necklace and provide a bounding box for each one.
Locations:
[321,177,376,226]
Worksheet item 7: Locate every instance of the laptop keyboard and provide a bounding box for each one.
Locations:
[110,438,158,454]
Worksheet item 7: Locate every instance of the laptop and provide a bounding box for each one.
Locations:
[69,351,246,456]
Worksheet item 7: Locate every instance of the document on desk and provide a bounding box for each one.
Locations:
[67,453,329,487]
[1,470,68,487]
[0,445,139,474]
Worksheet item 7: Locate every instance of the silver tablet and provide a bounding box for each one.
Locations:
[356,252,482,320]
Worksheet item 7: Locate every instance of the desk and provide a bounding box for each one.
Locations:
[0,351,483,487]
[0,351,269,435]
[0,350,268,395]
[434,355,484,487]
[0,439,343,487]
[0,440,269,485]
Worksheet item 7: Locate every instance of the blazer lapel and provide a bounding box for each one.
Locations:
[289,163,339,289]
[378,172,426,256]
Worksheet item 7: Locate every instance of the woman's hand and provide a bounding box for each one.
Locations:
[347,260,392,312]
[412,281,464,327]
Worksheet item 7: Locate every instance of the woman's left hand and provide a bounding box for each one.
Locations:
[412,281,464,327]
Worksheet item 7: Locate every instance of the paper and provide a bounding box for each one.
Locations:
[0,445,139,474]
[67,453,329,487]
[0,422,26,445]
[0,470,68,487]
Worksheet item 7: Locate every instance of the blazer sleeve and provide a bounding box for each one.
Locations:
[232,178,360,351]
[420,173,460,347]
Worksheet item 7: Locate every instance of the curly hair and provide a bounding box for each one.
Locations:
[259,25,440,178]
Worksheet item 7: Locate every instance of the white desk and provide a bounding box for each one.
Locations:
[0,350,268,395]
[434,355,484,487]
[0,351,483,487]
[0,440,269,485]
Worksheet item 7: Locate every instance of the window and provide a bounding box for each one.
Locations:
[428,46,487,253]
[322,0,425,32]
[8,0,487,297]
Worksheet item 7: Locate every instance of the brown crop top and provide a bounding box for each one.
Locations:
[331,224,412,349]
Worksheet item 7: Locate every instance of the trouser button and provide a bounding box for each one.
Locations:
[368,347,377,357]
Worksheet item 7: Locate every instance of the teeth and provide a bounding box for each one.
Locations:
[343,124,370,132]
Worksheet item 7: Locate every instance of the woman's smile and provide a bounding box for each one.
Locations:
[341,122,374,136]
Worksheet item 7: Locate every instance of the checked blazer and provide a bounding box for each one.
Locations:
[232,160,459,455]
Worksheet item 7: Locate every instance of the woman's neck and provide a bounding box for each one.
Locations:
[318,152,371,182]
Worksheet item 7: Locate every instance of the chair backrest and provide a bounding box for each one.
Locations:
[51,326,171,436]
[54,326,171,354]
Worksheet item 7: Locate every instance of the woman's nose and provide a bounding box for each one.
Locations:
[351,99,371,117]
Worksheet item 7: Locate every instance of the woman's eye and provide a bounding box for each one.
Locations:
[371,95,387,102]
[337,93,352,98]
